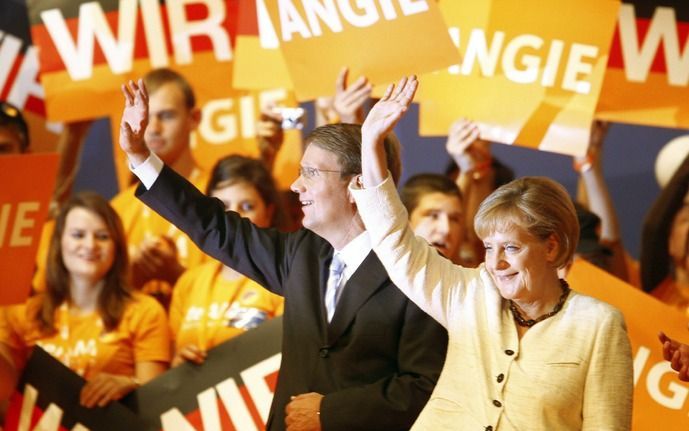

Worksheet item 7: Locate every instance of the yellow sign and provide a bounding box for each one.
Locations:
[569,259,689,430]
[262,0,459,101]
[418,0,620,157]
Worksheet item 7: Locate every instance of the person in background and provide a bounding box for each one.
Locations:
[0,192,170,408]
[110,68,208,307]
[641,151,689,316]
[170,155,284,366]
[659,331,689,381]
[119,78,447,431]
[445,119,513,266]
[400,173,464,264]
[0,101,29,154]
[353,75,633,430]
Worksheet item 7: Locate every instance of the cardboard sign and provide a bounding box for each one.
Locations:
[417,0,620,157]
[0,153,58,306]
[4,347,145,431]
[4,317,282,431]
[568,259,689,430]
[28,0,240,122]
[232,0,292,90]
[596,0,689,129]
[261,0,459,101]
[0,0,61,153]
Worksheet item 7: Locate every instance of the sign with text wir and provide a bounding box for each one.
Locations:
[418,0,620,157]
[261,0,459,101]
[596,0,689,129]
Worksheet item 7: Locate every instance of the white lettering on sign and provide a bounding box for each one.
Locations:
[198,89,289,144]
[17,384,90,431]
[40,0,233,81]
[160,353,281,430]
[278,0,430,42]
[447,27,599,94]
[0,32,46,111]
[618,4,689,86]
[0,201,40,248]
[634,345,689,410]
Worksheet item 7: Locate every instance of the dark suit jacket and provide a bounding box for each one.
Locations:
[138,166,448,431]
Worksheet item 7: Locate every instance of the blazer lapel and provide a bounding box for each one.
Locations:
[327,251,389,342]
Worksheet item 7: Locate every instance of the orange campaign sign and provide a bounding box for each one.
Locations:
[261,0,459,101]
[28,0,240,122]
[232,0,292,90]
[0,154,59,306]
[568,259,689,430]
[417,0,620,157]
[596,1,689,129]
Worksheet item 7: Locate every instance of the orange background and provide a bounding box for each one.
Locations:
[0,153,59,305]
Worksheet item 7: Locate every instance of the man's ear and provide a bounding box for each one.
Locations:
[189,107,202,130]
[346,176,361,203]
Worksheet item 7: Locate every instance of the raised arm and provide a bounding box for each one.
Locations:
[361,75,418,187]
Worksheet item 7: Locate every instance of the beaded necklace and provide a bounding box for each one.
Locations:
[509,279,570,327]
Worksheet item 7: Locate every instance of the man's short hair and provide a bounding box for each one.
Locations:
[143,68,196,109]
[305,123,402,185]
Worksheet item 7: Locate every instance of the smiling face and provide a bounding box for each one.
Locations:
[410,192,463,261]
[61,207,116,287]
[212,181,273,228]
[144,82,198,165]
[290,143,358,245]
[483,226,559,302]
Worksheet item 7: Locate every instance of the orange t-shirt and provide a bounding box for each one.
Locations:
[170,261,283,352]
[0,293,170,379]
[110,170,210,271]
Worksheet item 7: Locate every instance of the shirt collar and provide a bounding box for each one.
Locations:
[334,231,371,280]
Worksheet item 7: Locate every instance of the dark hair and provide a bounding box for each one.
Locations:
[143,68,196,109]
[305,123,402,185]
[0,101,29,152]
[207,155,284,228]
[445,157,515,189]
[400,173,462,214]
[41,192,131,333]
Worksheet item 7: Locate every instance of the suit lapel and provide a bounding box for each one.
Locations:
[327,251,389,342]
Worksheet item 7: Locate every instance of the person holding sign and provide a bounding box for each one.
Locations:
[118,78,446,431]
[0,192,170,408]
[170,155,284,366]
[350,76,633,430]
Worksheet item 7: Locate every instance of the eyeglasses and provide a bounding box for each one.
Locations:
[298,166,343,179]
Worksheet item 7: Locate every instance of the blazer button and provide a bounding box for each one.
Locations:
[319,347,329,358]
[496,373,504,383]
[493,400,502,408]
[485,426,493,431]
[504,349,514,356]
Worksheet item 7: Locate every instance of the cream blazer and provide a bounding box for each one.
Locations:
[351,177,633,431]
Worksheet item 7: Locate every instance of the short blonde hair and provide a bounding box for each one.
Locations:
[474,176,579,268]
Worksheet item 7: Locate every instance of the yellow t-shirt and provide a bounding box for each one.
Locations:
[110,170,210,271]
[0,293,170,379]
[170,261,284,352]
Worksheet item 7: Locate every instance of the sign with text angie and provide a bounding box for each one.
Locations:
[418,0,620,157]
[568,259,689,430]
[596,0,689,129]
[261,0,459,101]
[0,0,61,153]
[28,0,240,122]
[0,153,58,306]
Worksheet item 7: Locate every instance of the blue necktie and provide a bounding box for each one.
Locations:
[325,254,346,322]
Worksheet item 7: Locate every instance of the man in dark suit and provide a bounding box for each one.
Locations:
[119,79,447,431]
